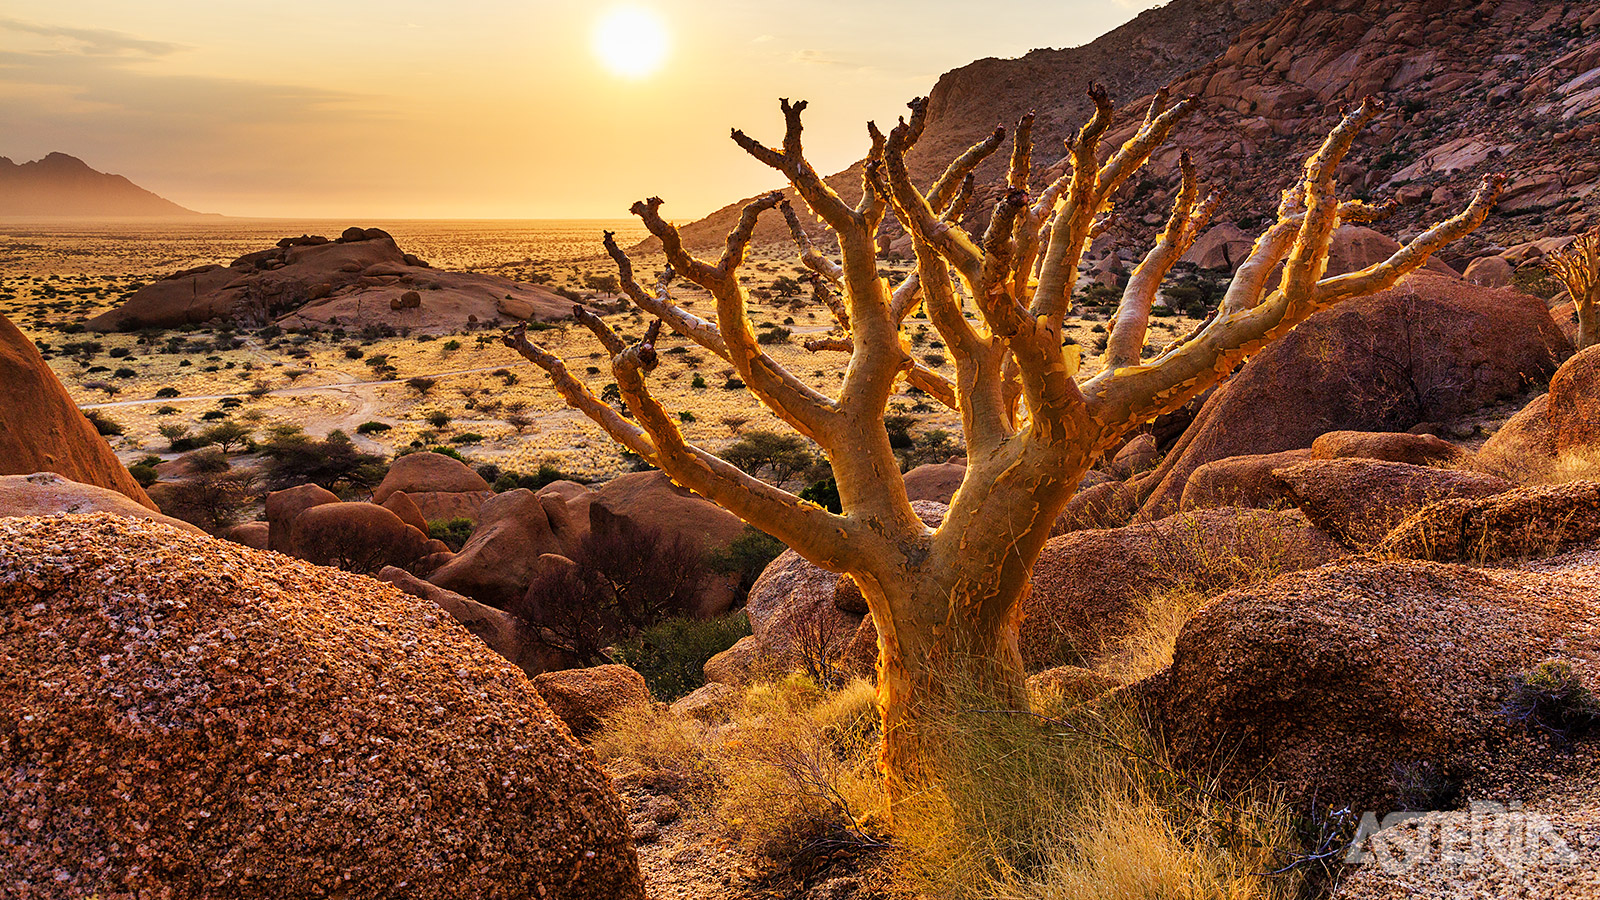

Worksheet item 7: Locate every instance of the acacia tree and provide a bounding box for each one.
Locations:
[1548,229,1599,350]
[505,89,1501,799]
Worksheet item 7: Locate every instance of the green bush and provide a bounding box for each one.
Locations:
[155,386,180,398]
[614,612,752,700]
[428,517,476,552]
[1505,658,1600,739]
[355,421,391,435]
[449,432,484,444]
[83,409,123,436]
[127,463,159,487]
[707,525,787,597]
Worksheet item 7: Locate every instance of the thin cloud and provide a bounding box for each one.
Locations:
[0,17,184,57]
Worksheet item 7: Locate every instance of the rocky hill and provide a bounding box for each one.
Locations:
[88,226,577,333]
[641,0,1290,252]
[0,152,203,217]
[651,0,1600,271]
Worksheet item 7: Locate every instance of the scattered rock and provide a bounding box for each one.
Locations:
[531,665,652,738]
[1309,430,1467,466]
[218,520,269,549]
[1109,433,1159,479]
[1463,254,1514,287]
[670,682,741,724]
[1180,449,1310,511]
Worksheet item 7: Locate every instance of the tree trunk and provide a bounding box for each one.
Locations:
[1578,287,1599,351]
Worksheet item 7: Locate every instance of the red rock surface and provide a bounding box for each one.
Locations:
[0,514,643,899]
[0,472,200,533]
[0,313,155,508]
[531,665,653,738]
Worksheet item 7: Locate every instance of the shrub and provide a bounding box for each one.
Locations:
[257,426,387,493]
[355,421,391,435]
[425,410,451,429]
[722,430,818,487]
[158,450,261,533]
[427,517,476,552]
[154,386,180,398]
[614,612,752,700]
[127,462,159,488]
[691,374,708,389]
[1504,658,1600,739]
[198,420,253,453]
[449,432,484,444]
[406,376,438,396]
[800,477,842,513]
[706,525,786,598]
[83,409,123,436]
[756,326,792,345]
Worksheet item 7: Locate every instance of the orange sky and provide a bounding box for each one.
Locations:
[0,1,1165,218]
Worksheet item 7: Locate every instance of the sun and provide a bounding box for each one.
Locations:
[592,6,669,80]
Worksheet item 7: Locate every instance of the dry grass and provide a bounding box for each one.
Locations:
[893,696,1306,900]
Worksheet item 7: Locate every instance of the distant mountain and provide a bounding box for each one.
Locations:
[0,153,204,217]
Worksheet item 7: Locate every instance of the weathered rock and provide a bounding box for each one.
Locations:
[0,313,156,507]
[1054,479,1140,533]
[1179,221,1255,270]
[1274,458,1511,548]
[904,461,966,504]
[285,501,435,573]
[1024,507,1345,664]
[0,514,643,899]
[377,566,566,676]
[1477,393,1557,478]
[1180,449,1311,511]
[428,489,581,609]
[0,472,201,533]
[264,482,339,552]
[1142,276,1571,515]
[1549,344,1600,453]
[1381,481,1600,563]
[1109,433,1159,479]
[1139,558,1600,812]
[373,451,489,504]
[1463,254,1514,288]
[590,471,750,617]
[1309,430,1467,466]
[670,682,741,724]
[404,489,494,524]
[218,520,269,549]
[531,665,652,738]
[379,489,430,535]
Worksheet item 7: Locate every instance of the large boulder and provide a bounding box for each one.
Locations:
[1476,393,1557,478]
[1023,507,1346,665]
[1141,275,1571,515]
[530,665,652,738]
[1274,458,1512,548]
[589,471,750,617]
[1053,479,1140,533]
[0,514,643,899]
[377,566,567,675]
[428,489,582,609]
[264,482,339,552]
[1549,344,1600,453]
[0,313,155,507]
[1139,558,1600,812]
[0,472,201,533]
[1381,481,1600,564]
[379,490,430,534]
[219,520,270,549]
[1308,430,1466,466]
[373,451,489,504]
[285,501,436,573]
[903,461,966,504]
[1179,449,1310,511]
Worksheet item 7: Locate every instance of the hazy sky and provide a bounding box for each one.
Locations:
[0,1,1166,218]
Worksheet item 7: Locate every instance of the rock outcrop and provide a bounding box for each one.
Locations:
[377,566,566,675]
[1274,458,1511,548]
[0,514,643,899]
[1,313,156,507]
[1381,481,1600,564]
[87,230,576,333]
[1140,276,1570,515]
[373,451,491,504]
[428,488,583,609]
[1140,557,1600,812]
[285,501,436,573]
[530,665,653,738]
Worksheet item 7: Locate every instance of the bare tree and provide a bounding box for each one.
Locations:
[1548,229,1599,350]
[504,89,1501,800]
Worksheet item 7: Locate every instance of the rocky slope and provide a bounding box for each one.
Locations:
[641,0,1289,252]
[654,0,1600,270]
[0,152,202,217]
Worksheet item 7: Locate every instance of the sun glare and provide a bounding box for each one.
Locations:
[592,6,669,80]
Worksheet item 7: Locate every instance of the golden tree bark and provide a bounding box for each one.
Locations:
[1549,230,1600,350]
[506,91,1503,808]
